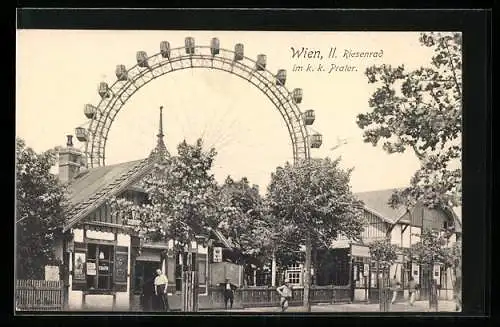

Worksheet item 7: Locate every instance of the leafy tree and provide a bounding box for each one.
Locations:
[369,239,399,311]
[266,157,366,310]
[217,176,264,257]
[357,32,462,210]
[16,138,66,279]
[110,139,221,250]
[404,228,460,310]
[369,239,399,270]
[356,32,462,308]
[217,176,305,286]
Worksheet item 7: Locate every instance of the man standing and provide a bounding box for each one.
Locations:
[389,275,401,305]
[276,280,292,312]
[219,278,237,310]
[154,268,169,312]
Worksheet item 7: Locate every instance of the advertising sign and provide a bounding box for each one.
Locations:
[87,262,96,276]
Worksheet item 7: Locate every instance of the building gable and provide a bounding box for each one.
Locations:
[355,189,461,233]
[63,158,157,232]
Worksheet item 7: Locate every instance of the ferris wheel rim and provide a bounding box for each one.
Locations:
[84,43,314,168]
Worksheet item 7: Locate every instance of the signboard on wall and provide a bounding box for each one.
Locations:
[213,247,222,263]
[44,265,60,281]
[73,252,86,280]
[114,247,129,283]
[87,262,97,276]
[433,264,441,284]
[351,244,370,258]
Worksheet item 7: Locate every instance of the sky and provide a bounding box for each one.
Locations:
[16,30,444,194]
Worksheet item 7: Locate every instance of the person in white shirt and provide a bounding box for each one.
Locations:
[154,269,169,311]
[276,280,292,312]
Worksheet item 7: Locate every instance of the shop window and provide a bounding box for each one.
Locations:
[286,264,302,286]
[86,243,114,291]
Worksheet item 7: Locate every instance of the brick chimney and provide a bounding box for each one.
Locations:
[58,135,82,184]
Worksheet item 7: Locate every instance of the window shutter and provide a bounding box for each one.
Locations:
[72,242,87,291]
[114,246,129,292]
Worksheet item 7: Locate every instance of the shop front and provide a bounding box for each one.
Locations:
[66,225,132,311]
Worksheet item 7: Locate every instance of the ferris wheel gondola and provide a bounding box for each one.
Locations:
[75,36,323,168]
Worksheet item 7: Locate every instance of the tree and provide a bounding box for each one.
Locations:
[217,176,264,258]
[266,157,366,311]
[356,32,462,308]
[16,138,67,279]
[404,228,460,310]
[110,139,221,250]
[369,239,399,270]
[369,239,399,311]
[357,32,462,210]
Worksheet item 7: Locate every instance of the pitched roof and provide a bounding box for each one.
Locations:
[62,158,239,245]
[63,158,157,232]
[355,188,408,224]
[355,188,462,233]
[67,159,145,207]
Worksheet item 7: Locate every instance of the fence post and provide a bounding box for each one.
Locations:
[429,272,438,312]
[378,263,390,312]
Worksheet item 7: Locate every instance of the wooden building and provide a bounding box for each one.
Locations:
[278,189,462,303]
[51,113,245,311]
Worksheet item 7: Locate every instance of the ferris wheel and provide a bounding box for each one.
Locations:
[74,36,323,168]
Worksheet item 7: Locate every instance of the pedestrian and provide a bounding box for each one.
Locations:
[219,278,237,310]
[154,268,169,312]
[141,274,156,312]
[389,275,401,304]
[276,279,293,312]
[407,276,417,306]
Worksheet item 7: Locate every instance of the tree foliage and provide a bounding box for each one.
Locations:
[405,229,459,268]
[266,158,366,246]
[357,32,462,209]
[369,239,399,269]
[217,176,263,253]
[110,139,221,249]
[16,138,66,279]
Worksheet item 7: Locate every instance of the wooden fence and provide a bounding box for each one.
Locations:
[208,285,351,309]
[132,285,352,311]
[15,280,65,311]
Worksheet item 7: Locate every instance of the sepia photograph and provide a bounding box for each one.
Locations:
[16,28,463,313]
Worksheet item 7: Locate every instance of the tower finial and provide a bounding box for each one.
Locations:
[150,105,168,161]
[158,106,164,139]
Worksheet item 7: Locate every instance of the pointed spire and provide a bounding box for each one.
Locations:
[158,106,164,140]
[149,105,169,161]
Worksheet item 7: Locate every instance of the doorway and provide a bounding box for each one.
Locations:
[134,260,161,294]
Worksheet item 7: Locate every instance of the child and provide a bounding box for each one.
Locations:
[276,280,293,312]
